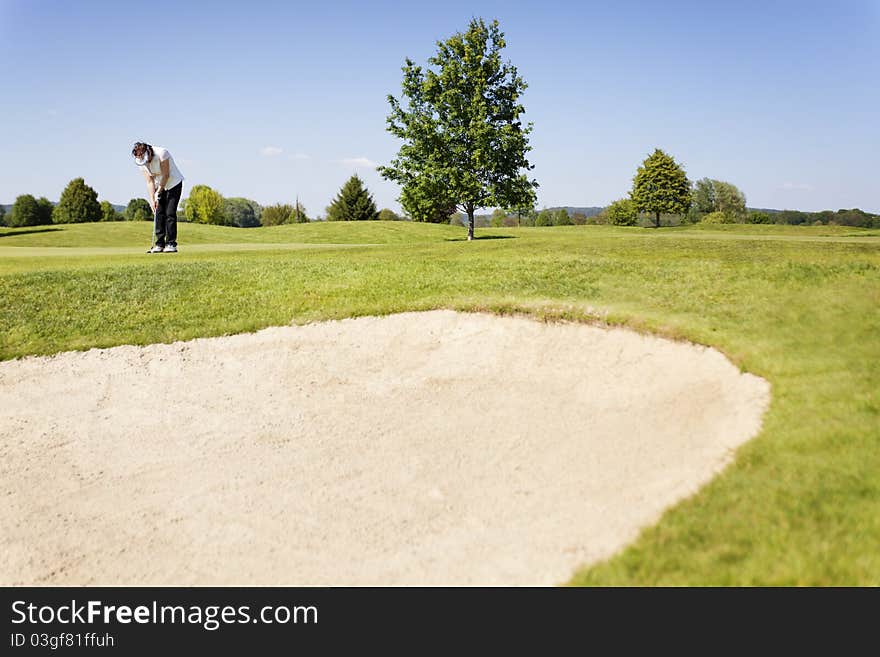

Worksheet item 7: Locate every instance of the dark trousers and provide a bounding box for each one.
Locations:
[155,182,182,247]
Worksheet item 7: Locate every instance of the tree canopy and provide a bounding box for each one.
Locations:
[184,185,225,225]
[326,175,378,221]
[8,194,52,227]
[631,149,691,227]
[605,198,639,226]
[52,178,101,224]
[100,200,122,222]
[125,198,152,221]
[224,197,262,227]
[379,18,538,240]
[691,178,747,222]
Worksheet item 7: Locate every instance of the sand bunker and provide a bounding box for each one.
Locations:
[0,310,769,585]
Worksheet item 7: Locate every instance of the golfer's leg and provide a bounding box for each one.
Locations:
[165,183,181,247]
[155,190,167,248]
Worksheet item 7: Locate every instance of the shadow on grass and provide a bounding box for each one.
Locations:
[444,235,517,242]
[0,227,63,238]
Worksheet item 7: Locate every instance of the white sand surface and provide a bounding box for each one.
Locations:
[0,310,769,585]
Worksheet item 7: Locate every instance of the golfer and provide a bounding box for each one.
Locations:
[132,141,185,253]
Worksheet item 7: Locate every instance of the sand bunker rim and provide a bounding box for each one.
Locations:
[0,310,770,585]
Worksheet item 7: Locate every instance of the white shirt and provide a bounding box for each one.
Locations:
[140,146,184,191]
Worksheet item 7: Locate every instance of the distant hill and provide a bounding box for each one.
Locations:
[550,206,606,217]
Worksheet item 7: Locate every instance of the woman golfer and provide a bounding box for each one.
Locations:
[132,141,185,253]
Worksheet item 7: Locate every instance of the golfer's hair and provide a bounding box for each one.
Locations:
[131,142,153,159]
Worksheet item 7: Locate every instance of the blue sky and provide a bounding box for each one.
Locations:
[1,0,877,213]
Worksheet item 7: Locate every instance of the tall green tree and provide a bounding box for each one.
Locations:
[0,204,5,226]
[184,185,225,225]
[379,18,538,240]
[630,149,691,228]
[689,178,747,222]
[125,198,152,221]
[53,178,101,224]
[326,175,378,221]
[691,178,716,215]
[224,197,263,227]
[36,197,54,225]
[490,208,507,227]
[713,180,747,222]
[8,194,47,227]
[100,200,122,222]
[552,208,572,226]
[535,208,553,227]
[289,199,309,223]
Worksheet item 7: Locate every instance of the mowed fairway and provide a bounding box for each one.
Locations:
[1,220,878,584]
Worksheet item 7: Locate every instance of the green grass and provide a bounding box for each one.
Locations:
[0,220,463,248]
[1,220,878,584]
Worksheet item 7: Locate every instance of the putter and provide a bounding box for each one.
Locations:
[148,195,158,253]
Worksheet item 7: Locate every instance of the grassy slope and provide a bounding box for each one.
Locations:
[0,220,462,248]
[1,221,878,584]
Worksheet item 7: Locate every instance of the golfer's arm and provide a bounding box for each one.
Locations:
[157,159,170,190]
[142,169,156,203]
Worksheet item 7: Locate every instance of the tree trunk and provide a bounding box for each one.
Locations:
[467,206,475,241]
[654,211,661,228]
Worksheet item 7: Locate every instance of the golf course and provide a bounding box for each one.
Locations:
[1,220,877,585]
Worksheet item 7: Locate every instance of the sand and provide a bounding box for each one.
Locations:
[0,310,769,585]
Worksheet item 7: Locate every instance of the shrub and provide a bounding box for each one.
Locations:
[700,211,730,224]
[261,204,294,226]
[378,208,402,221]
[605,198,638,226]
[748,211,772,224]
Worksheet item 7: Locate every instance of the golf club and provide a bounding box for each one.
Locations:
[135,150,162,254]
[148,188,159,253]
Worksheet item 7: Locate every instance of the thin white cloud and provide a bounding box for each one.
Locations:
[260,146,283,157]
[340,157,378,168]
[287,152,310,160]
[780,182,811,191]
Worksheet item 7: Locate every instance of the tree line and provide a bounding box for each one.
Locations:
[3,18,876,232]
[1,174,405,228]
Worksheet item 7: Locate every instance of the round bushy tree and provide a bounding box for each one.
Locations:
[224,198,262,227]
[535,209,553,227]
[184,185,225,225]
[53,178,101,224]
[552,208,572,226]
[261,204,295,226]
[379,18,538,240]
[125,198,152,221]
[100,200,122,222]
[8,194,52,227]
[631,149,691,228]
[377,208,402,221]
[605,198,639,226]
